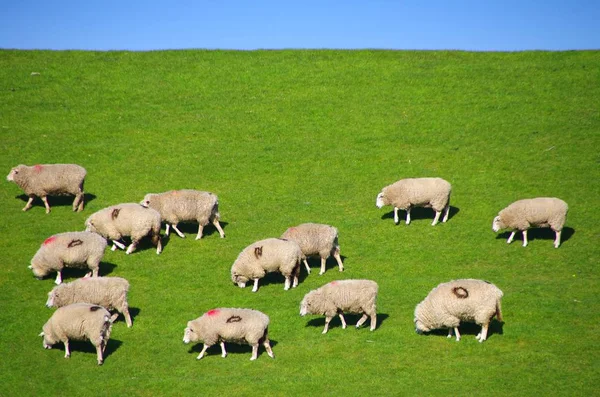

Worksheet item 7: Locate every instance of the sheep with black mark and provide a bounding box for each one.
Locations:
[85,203,162,254]
[414,279,503,343]
[6,163,86,213]
[376,177,452,226]
[281,223,343,275]
[492,197,568,248]
[231,238,304,292]
[40,303,117,365]
[300,279,379,334]
[46,276,133,327]
[140,189,225,240]
[183,308,274,361]
[29,231,107,285]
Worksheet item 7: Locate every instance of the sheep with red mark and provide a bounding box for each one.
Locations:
[183,308,274,361]
[140,189,225,240]
[85,203,162,254]
[281,223,343,275]
[6,164,86,213]
[414,279,504,343]
[376,177,452,225]
[231,238,304,292]
[40,303,117,365]
[29,231,107,285]
[46,276,133,327]
[300,279,379,334]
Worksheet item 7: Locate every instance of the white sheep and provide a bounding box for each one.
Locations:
[140,189,225,240]
[6,164,86,213]
[46,276,133,327]
[492,197,569,248]
[29,231,107,285]
[39,303,117,365]
[414,279,503,343]
[376,177,452,226]
[183,308,274,361]
[281,223,344,275]
[231,238,304,292]
[85,203,163,254]
[300,279,379,334]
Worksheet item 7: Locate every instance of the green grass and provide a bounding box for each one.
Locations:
[0,49,598,396]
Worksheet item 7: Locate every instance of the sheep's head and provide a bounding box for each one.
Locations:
[46,285,65,307]
[29,260,48,279]
[140,194,155,208]
[85,216,97,233]
[231,272,249,288]
[413,303,431,334]
[376,192,387,209]
[492,215,505,232]
[183,322,198,344]
[299,291,317,316]
[39,331,56,349]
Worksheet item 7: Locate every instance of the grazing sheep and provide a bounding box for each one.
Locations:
[29,231,107,285]
[183,308,274,361]
[6,164,86,213]
[231,238,304,292]
[492,197,569,248]
[85,203,162,254]
[300,279,379,334]
[40,303,117,365]
[376,177,452,226]
[140,189,225,240]
[281,223,343,275]
[46,276,133,327]
[414,279,503,343]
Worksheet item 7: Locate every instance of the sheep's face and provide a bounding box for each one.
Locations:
[46,288,61,307]
[492,216,504,232]
[231,272,249,288]
[183,323,199,344]
[29,261,48,279]
[6,167,18,182]
[414,318,430,334]
[140,194,154,208]
[376,192,386,209]
[39,331,56,349]
[85,217,97,233]
[299,293,315,316]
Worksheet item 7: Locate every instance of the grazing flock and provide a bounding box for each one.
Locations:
[7,164,569,364]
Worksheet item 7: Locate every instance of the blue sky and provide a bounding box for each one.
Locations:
[1,0,599,51]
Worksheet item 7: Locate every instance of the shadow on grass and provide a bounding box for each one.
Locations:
[16,193,97,211]
[114,307,141,327]
[188,339,279,359]
[49,338,123,362]
[32,262,117,283]
[495,227,575,246]
[304,313,390,332]
[381,206,460,224]
[173,221,229,238]
[422,319,504,341]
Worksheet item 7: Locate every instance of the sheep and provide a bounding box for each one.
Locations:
[492,197,569,248]
[46,276,133,327]
[6,164,86,213]
[183,308,274,361]
[300,279,379,334]
[39,303,117,365]
[29,231,107,285]
[281,223,343,275]
[231,238,304,292]
[140,189,225,240]
[85,203,162,254]
[414,279,503,343]
[376,177,452,226]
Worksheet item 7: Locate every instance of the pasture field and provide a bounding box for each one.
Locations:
[0,49,598,396]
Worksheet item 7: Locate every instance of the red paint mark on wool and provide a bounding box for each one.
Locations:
[207,309,220,317]
[34,164,43,173]
[43,236,57,246]
[330,281,338,285]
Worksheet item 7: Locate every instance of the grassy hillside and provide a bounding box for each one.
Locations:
[0,49,598,396]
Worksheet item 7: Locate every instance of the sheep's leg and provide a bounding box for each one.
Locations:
[41,196,51,213]
[72,193,84,212]
[212,219,225,239]
[195,224,203,240]
[91,267,99,277]
[197,344,210,360]
[319,258,327,276]
[522,230,528,247]
[369,313,377,331]
[303,259,311,274]
[393,207,399,224]
[356,314,368,328]
[171,224,185,238]
[322,316,333,334]
[154,235,163,255]
[112,240,126,251]
[122,305,132,328]
[447,328,453,338]
[284,276,291,290]
[54,270,62,285]
[333,248,344,272]
[432,210,442,226]
[165,224,171,236]
[263,339,274,358]
[252,278,260,292]
[220,342,227,358]
[338,313,347,329]
[22,195,35,211]
[76,193,85,212]
[126,240,138,255]
[64,339,70,358]
[96,342,104,365]
[442,204,450,223]
[506,231,516,244]
[292,273,299,288]
[554,230,562,248]
[406,208,411,225]
[453,327,461,341]
[250,344,259,361]
[476,323,489,342]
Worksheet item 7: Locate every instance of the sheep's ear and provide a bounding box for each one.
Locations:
[28,265,33,269]
[39,332,44,337]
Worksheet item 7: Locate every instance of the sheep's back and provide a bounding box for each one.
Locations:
[282,223,337,257]
[46,303,110,340]
[59,277,129,308]
[322,280,378,312]
[161,190,217,223]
